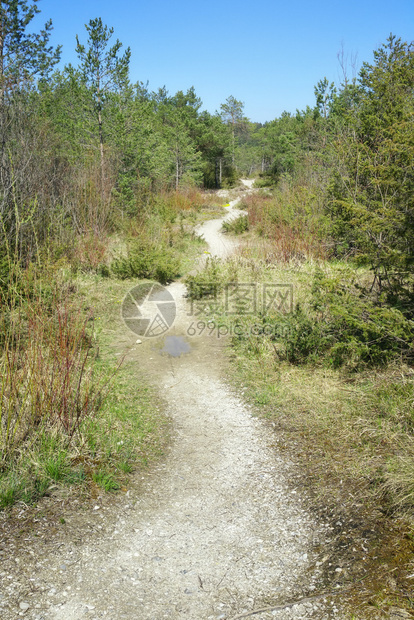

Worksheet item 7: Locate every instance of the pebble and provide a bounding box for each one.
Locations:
[19,602,30,611]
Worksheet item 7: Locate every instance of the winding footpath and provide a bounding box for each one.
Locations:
[0,185,343,620]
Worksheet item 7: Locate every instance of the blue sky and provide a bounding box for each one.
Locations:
[34,0,413,123]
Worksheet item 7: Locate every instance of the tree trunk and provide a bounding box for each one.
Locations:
[98,108,105,201]
[0,22,6,188]
[175,155,179,190]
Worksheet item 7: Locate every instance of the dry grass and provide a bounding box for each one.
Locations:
[230,323,414,616]
[70,232,110,272]
[0,282,109,462]
[236,355,414,509]
[240,185,329,262]
[155,187,212,214]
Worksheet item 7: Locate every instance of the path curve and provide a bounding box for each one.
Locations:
[2,193,341,620]
[195,197,245,259]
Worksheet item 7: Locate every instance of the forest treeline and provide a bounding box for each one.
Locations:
[0,3,413,307]
[0,9,244,271]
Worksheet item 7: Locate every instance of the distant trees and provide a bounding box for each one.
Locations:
[0,7,412,320]
[235,34,413,313]
[220,96,245,165]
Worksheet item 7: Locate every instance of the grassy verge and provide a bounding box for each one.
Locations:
[0,273,169,509]
[231,342,414,616]
[185,253,414,517]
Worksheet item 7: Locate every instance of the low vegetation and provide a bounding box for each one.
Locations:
[222,214,249,235]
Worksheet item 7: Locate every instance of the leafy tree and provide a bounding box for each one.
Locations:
[161,100,202,189]
[0,0,61,102]
[196,111,231,187]
[314,77,336,119]
[264,113,300,179]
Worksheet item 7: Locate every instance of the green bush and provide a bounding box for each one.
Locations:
[185,257,225,300]
[222,215,249,235]
[276,271,414,369]
[111,239,181,284]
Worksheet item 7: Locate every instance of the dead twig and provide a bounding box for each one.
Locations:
[228,591,337,619]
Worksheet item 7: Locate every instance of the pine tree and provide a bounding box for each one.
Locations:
[75,17,131,200]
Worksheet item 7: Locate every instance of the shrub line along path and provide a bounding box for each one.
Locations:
[2,183,344,619]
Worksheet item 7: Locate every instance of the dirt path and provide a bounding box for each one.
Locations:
[0,195,343,619]
[195,197,245,258]
[240,179,255,189]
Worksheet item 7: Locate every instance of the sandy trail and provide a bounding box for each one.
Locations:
[195,197,245,259]
[240,179,255,189]
[1,192,340,620]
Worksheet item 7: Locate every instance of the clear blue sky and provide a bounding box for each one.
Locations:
[34,0,413,123]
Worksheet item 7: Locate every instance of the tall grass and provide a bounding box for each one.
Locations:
[155,187,206,213]
[0,268,111,468]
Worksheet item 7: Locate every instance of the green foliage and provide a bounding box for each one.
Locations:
[314,77,336,118]
[254,108,321,183]
[220,95,245,165]
[327,36,414,308]
[276,270,414,369]
[0,475,49,510]
[185,256,227,300]
[43,451,70,482]
[92,469,120,492]
[76,18,131,97]
[222,214,249,235]
[0,2,62,255]
[111,238,181,284]
[0,1,61,96]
